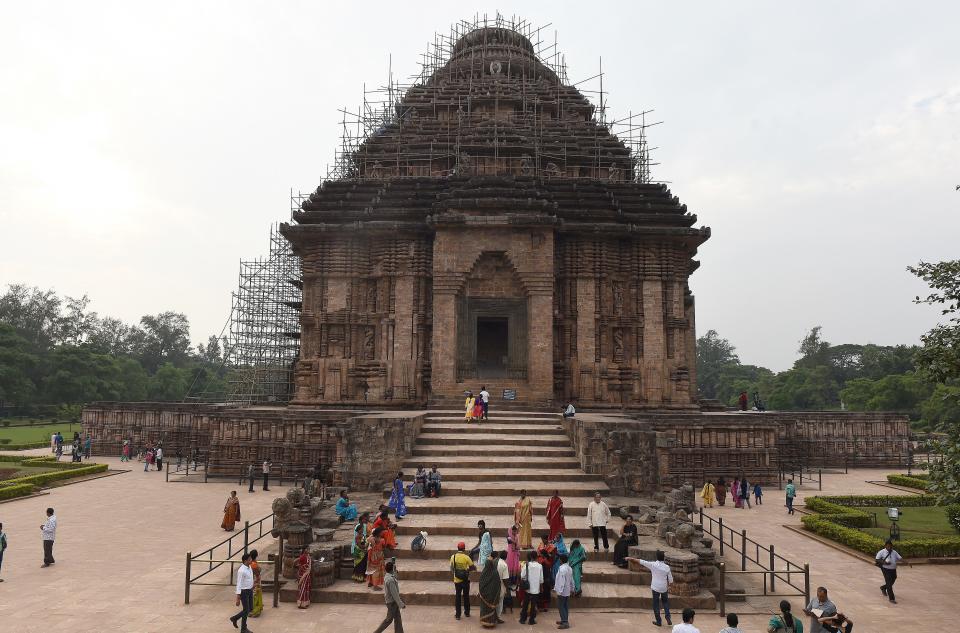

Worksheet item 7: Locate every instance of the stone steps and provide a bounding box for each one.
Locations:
[406,468,598,482]
[403,457,582,469]
[412,446,576,457]
[387,535,618,563]
[420,423,566,435]
[395,484,609,501]
[392,558,648,585]
[415,433,570,447]
[392,514,625,540]
[295,579,714,609]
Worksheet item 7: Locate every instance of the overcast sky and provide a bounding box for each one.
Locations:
[1,1,958,371]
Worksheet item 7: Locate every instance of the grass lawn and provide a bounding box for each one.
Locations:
[0,422,81,444]
[0,460,57,481]
[860,505,956,539]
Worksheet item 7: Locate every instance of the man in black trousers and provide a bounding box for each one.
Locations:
[230,553,254,632]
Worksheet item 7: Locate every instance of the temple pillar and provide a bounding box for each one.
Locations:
[642,279,665,404]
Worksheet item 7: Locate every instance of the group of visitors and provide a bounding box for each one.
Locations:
[700,477,762,509]
[464,386,491,422]
[49,431,95,461]
[736,391,766,412]
[138,441,163,472]
[409,465,442,498]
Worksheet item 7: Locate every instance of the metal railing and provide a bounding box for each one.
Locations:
[779,466,823,490]
[235,463,290,488]
[698,508,810,615]
[166,456,209,483]
[184,513,276,605]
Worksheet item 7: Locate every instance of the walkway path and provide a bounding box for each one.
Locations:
[0,447,954,632]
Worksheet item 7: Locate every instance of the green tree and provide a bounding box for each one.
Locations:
[696,330,740,400]
[765,365,840,410]
[147,363,190,401]
[0,323,39,406]
[909,259,960,502]
[840,373,932,419]
[137,312,191,372]
[795,326,831,368]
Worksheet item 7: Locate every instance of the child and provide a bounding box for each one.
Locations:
[753,482,763,505]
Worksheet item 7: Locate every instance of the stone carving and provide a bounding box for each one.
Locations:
[519,154,534,176]
[544,162,561,179]
[455,152,474,176]
[613,328,625,363]
[613,282,624,314]
[362,327,375,361]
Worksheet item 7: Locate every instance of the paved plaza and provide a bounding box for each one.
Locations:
[0,451,955,632]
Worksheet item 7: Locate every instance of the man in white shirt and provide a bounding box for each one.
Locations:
[586,492,611,552]
[155,446,163,471]
[628,551,674,627]
[562,403,576,418]
[519,551,543,625]
[671,607,700,633]
[875,539,903,604]
[230,553,254,633]
[262,460,272,491]
[554,553,574,629]
[479,386,490,421]
[40,507,57,567]
[496,549,510,621]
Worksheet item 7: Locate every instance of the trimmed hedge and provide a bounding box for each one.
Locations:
[0,463,108,489]
[1,441,51,450]
[886,474,929,490]
[802,494,960,558]
[0,483,37,500]
[947,505,960,534]
[814,494,937,508]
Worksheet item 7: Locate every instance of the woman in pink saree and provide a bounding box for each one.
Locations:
[296,549,312,608]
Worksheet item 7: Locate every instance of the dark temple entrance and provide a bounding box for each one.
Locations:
[476,317,508,377]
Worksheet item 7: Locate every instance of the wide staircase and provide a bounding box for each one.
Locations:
[316,409,678,609]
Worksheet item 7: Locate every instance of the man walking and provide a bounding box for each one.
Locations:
[0,521,7,582]
[628,551,673,627]
[230,552,254,632]
[876,539,902,604]
[519,551,543,626]
[247,463,255,493]
[587,492,611,552]
[451,541,476,620]
[479,385,490,421]
[554,552,573,629]
[785,479,796,515]
[374,560,405,633]
[40,507,56,567]
[262,459,271,491]
[83,434,92,459]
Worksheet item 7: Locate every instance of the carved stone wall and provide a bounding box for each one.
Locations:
[554,238,698,409]
[82,403,425,490]
[291,232,433,406]
[563,410,910,494]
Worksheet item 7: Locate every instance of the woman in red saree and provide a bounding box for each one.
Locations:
[221,491,240,531]
[296,549,312,608]
[546,491,565,540]
[366,527,386,589]
[372,509,398,549]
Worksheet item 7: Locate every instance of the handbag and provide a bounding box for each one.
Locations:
[520,565,530,591]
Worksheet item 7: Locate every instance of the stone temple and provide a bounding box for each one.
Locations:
[82,23,910,493]
[282,26,707,410]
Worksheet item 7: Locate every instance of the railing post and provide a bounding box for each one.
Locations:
[769,544,776,592]
[204,457,209,483]
[804,563,811,605]
[184,552,192,605]
[698,508,703,527]
[819,469,822,491]
[166,459,169,482]
[272,552,280,608]
[741,529,747,571]
[243,521,250,555]
[718,562,726,617]
[718,518,724,556]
